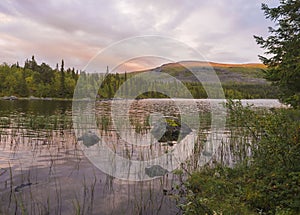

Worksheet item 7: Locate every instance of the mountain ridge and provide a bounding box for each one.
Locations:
[129,61,266,74]
[158,61,266,69]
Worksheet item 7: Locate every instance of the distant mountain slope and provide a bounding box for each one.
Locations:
[142,61,268,84]
[125,61,280,99]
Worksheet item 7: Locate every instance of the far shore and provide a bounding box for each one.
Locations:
[0,95,72,101]
[0,96,287,108]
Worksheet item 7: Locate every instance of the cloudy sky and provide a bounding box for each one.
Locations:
[0,0,279,71]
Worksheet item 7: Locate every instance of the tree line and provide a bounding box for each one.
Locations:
[0,56,78,98]
[0,56,280,100]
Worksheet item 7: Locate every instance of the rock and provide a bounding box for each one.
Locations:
[42,97,52,100]
[145,165,168,177]
[151,117,192,142]
[29,96,40,100]
[163,188,168,195]
[9,96,18,100]
[2,96,18,100]
[167,141,176,146]
[214,172,221,178]
[78,131,100,147]
[0,168,7,176]
[14,182,32,192]
[202,150,212,157]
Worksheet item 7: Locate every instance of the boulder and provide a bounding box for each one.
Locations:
[151,116,192,142]
[2,96,18,100]
[78,131,100,147]
[145,165,168,177]
[15,182,33,192]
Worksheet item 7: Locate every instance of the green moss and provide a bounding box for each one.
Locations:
[166,118,180,127]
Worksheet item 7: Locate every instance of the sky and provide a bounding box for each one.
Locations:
[0,0,279,71]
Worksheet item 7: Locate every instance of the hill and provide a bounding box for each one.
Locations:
[129,61,279,99]
[142,61,267,84]
[0,58,279,100]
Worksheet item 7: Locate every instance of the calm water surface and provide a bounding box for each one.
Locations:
[0,99,284,214]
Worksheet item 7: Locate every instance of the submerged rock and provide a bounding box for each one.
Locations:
[0,168,7,176]
[145,165,168,177]
[151,117,192,142]
[202,150,212,157]
[78,131,100,147]
[14,182,32,192]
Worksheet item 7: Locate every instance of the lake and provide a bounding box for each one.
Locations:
[0,99,284,214]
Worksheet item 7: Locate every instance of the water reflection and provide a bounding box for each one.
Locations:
[0,99,283,214]
[0,100,72,116]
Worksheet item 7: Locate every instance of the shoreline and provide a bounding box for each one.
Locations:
[0,96,287,108]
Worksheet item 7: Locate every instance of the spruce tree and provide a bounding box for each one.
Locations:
[60,60,66,98]
[254,0,300,107]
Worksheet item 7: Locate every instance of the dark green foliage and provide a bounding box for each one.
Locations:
[254,0,300,107]
[59,60,66,98]
[98,73,278,99]
[39,63,54,84]
[24,55,38,71]
[183,166,255,214]
[223,83,280,99]
[0,57,79,98]
[0,57,280,99]
[17,69,29,97]
[181,101,300,214]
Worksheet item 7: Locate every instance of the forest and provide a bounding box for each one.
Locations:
[0,56,279,100]
[0,56,78,98]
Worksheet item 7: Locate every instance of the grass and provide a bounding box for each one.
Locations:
[181,165,256,215]
[178,101,300,214]
[2,99,296,214]
[0,100,177,214]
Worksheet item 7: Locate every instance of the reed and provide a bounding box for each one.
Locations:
[1,99,278,214]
